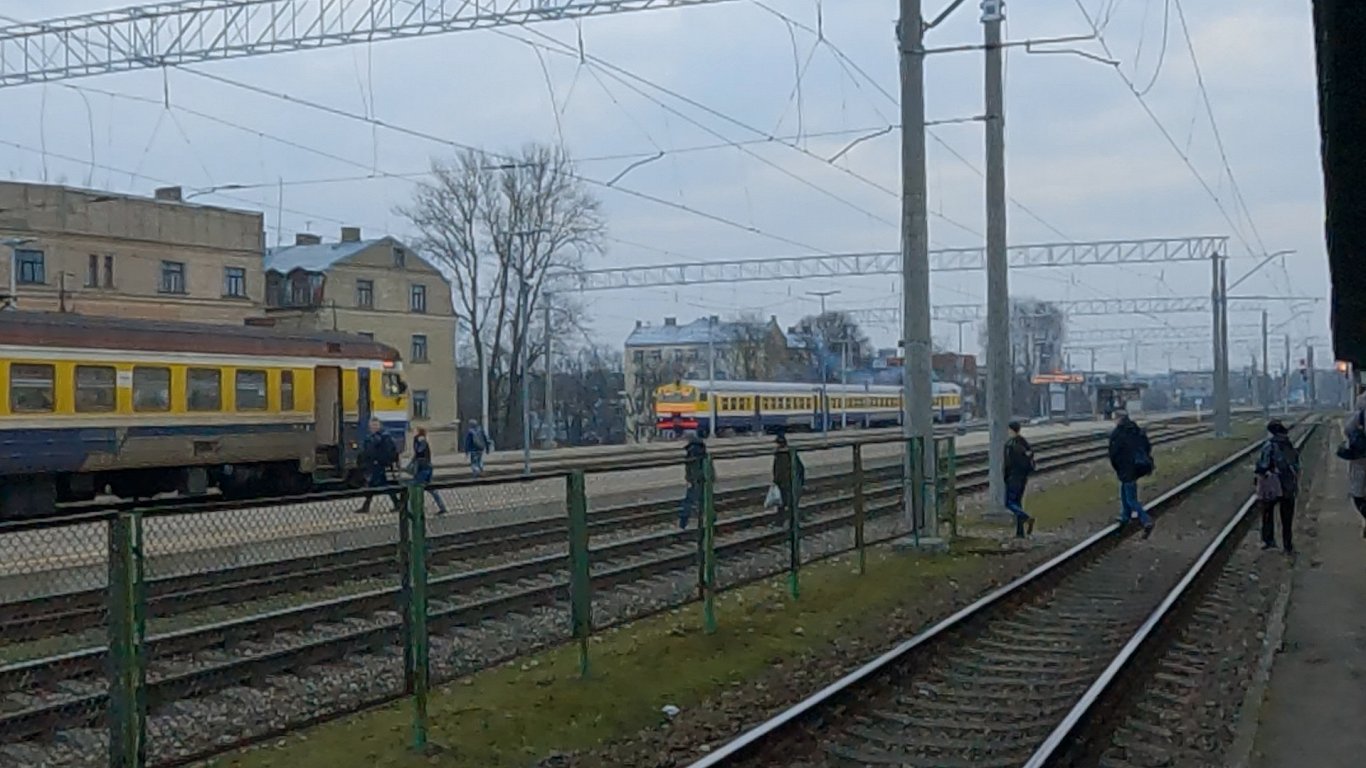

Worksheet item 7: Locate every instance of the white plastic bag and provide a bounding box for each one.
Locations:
[764,483,783,509]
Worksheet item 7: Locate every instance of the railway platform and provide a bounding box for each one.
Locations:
[1249,450,1366,768]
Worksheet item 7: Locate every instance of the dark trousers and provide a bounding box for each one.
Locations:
[1261,496,1295,551]
[1354,496,1366,521]
[773,485,794,527]
[679,482,702,528]
[358,466,403,513]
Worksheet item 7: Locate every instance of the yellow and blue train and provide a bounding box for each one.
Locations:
[0,311,409,518]
[653,379,962,436]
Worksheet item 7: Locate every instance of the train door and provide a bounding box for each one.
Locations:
[357,367,373,431]
[314,366,342,473]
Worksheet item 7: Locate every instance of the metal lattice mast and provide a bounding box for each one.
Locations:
[0,0,738,87]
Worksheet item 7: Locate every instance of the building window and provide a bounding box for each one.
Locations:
[132,367,170,412]
[103,255,115,288]
[280,370,295,411]
[411,334,429,363]
[9,363,54,412]
[234,369,267,410]
[356,279,374,309]
[187,368,221,411]
[87,255,100,288]
[223,267,247,298]
[393,246,407,268]
[75,366,116,412]
[15,249,44,284]
[410,283,427,313]
[160,261,186,294]
[412,389,429,420]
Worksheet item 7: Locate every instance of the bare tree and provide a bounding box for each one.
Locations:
[399,144,606,448]
[979,297,1068,417]
[791,311,873,382]
[720,313,788,381]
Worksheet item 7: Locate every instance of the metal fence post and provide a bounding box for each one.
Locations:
[938,436,959,539]
[402,485,430,752]
[567,470,592,678]
[107,510,146,768]
[853,443,866,575]
[701,456,718,634]
[906,437,924,546]
[788,445,801,600]
[398,489,413,696]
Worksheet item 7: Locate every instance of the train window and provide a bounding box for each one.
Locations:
[235,370,268,411]
[75,366,116,412]
[383,371,407,397]
[132,367,170,411]
[280,371,295,411]
[187,368,222,411]
[9,363,54,412]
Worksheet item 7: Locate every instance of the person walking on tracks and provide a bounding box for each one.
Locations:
[357,418,403,514]
[463,419,489,478]
[1108,409,1155,538]
[679,430,708,529]
[771,433,806,527]
[1003,420,1036,538]
[1344,392,1366,536]
[1255,419,1299,554]
[408,427,450,516]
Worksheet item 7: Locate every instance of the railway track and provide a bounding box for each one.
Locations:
[0,421,1224,765]
[1,424,1209,644]
[683,420,1315,768]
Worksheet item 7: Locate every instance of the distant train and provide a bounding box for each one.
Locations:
[653,379,962,437]
[0,311,409,519]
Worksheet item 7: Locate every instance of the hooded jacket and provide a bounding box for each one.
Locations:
[1256,432,1300,498]
[1108,418,1152,483]
[683,434,708,485]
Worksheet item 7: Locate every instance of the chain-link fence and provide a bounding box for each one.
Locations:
[0,433,956,767]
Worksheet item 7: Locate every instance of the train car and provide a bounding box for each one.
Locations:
[0,311,409,518]
[653,379,963,437]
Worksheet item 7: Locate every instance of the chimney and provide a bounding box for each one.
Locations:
[635,320,642,329]
[770,315,777,324]
[664,317,676,327]
[153,186,183,202]
[340,226,362,243]
[709,315,719,324]
[295,233,322,246]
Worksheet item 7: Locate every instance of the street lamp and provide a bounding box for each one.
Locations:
[505,228,550,476]
[2,237,36,311]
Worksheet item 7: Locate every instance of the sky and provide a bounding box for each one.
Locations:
[0,0,1330,374]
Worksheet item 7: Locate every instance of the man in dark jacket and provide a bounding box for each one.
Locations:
[1003,421,1036,538]
[463,419,489,477]
[1108,409,1155,537]
[772,434,806,527]
[357,418,403,514]
[1255,419,1300,554]
[679,431,708,529]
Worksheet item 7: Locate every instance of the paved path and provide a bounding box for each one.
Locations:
[1251,448,1366,768]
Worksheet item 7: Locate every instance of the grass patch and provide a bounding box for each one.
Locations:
[213,548,975,768]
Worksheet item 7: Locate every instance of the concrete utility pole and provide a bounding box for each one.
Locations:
[1284,334,1291,416]
[807,290,839,437]
[707,315,718,438]
[1262,310,1270,417]
[983,0,1012,518]
[1211,252,1231,436]
[1307,343,1316,405]
[899,0,936,539]
[544,299,554,448]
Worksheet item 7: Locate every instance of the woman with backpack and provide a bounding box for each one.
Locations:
[1255,419,1300,554]
[1345,392,1366,536]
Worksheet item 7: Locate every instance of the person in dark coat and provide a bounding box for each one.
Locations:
[1255,419,1299,554]
[1108,409,1155,537]
[409,427,450,516]
[357,418,403,514]
[771,433,806,527]
[463,419,489,477]
[679,431,708,529]
[1003,421,1036,538]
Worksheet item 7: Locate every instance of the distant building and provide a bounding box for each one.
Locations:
[259,229,458,449]
[0,182,264,323]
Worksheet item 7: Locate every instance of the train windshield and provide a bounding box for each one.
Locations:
[658,388,696,404]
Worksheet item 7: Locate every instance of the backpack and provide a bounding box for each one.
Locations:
[1132,430,1154,479]
[1338,411,1366,461]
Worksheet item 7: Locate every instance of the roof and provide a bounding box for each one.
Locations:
[626,317,780,347]
[0,311,400,361]
[680,379,960,395]
[263,238,387,273]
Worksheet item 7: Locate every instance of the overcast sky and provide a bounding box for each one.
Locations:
[0,0,1329,373]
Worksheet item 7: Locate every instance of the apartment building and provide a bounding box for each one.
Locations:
[261,229,458,449]
[0,182,264,322]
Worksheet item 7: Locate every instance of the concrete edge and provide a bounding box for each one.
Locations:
[1225,571,1294,768]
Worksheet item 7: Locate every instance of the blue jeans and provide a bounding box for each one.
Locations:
[1119,481,1152,528]
[1004,479,1029,521]
[468,451,484,477]
[410,466,449,515]
[679,482,702,528]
